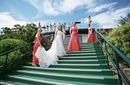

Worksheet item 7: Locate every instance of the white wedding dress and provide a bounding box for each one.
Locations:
[35,30,66,68]
[51,30,66,57]
[62,26,66,41]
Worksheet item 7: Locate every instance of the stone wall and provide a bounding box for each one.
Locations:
[97,28,113,37]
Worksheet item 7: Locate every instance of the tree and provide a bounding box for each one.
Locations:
[2,23,38,43]
[118,13,130,26]
[3,27,13,38]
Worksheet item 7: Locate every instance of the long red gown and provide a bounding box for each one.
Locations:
[67,27,80,51]
[87,27,95,42]
[32,36,42,64]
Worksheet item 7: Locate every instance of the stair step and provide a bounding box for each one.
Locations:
[8,70,117,84]
[59,56,105,60]
[49,64,108,69]
[67,53,102,56]
[66,49,100,51]
[67,50,96,53]
[64,43,94,45]
[64,46,98,49]
[58,59,107,64]
[64,43,99,46]
[0,81,29,85]
[26,63,108,69]
[15,70,113,77]
[66,50,102,54]
[21,66,113,76]
[65,47,101,50]
[5,75,116,85]
[5,75,75,85]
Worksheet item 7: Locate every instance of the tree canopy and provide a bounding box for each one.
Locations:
[1,23,38,43]
[118,13,130,26]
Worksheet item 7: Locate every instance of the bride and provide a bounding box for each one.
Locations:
[35,25,66,68]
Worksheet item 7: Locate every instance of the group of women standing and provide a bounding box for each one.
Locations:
[32,22,95,68]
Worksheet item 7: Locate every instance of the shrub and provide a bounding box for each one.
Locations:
[107,21,130,58]
[0,38,32,79]
[0,38,27,54]
[0,38,27,66]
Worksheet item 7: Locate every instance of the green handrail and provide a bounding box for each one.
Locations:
[0,42,33,80]
[95,29,130,85]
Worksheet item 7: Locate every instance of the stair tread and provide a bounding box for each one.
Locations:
[15,70,116,79]
[6,75,116,85]
[60,56,104,58]
[7,75,75,85]
[51,63,107,66]
[22,66,112,71]
[58,59,106,61]
[20,67,113,76]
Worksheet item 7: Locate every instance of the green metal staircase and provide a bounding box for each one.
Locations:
[2,42,118,85]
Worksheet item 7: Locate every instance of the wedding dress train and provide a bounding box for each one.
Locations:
[35,30,66,68]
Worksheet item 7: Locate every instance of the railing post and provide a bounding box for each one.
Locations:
[94,29,98,42]
[24,46,27,63]
[95,30,99,43]
[95,31,104,55]
[4,54,8,76]
[114,51,122,85]
[104,41,110,68]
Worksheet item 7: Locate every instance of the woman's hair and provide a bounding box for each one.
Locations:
[58,25,62,32]
[88,23,91,27]
[37,28,42,33]
[73,22,77,27]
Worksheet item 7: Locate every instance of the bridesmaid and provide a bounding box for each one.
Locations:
[67,22,80,51]
[32,28,42,67]
[87,23,95,42]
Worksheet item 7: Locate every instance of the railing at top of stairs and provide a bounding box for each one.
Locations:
[0,33,54,80]
[94,29,130,85]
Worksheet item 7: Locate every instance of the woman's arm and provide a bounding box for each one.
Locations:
[69,28,72,34]
[62,34,64,43]
[36,34,42,47]
[54,30,58,38]
[77,28,78,33]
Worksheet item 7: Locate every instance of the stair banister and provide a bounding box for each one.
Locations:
[0,33,54,80]
[94,29,130,85]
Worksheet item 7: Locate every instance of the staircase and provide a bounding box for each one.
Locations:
[2,42,118,85]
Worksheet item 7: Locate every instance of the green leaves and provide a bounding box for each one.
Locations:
[107,20,130,57]
[118,13,130,26]
[0,38,26,54]
[1,23,37,43]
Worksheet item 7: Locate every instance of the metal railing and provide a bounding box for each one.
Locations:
[95,29,130,85]
[0,33,54,80]
[0,42,33,80]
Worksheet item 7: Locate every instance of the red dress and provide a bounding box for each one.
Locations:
[87,27,95,42]
[32,36,42,64]
[67,27,80,51]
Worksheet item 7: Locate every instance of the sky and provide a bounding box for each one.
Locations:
[0,0,130,31]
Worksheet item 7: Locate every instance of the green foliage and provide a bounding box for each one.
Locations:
[2,23,37,43]
[118,13,130,26]
[0,35,4,40]
[0,49,31,79]
[107,21,130,56]
[0,38,32,78]
[0,38,27,54]
[0,50,22,66]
